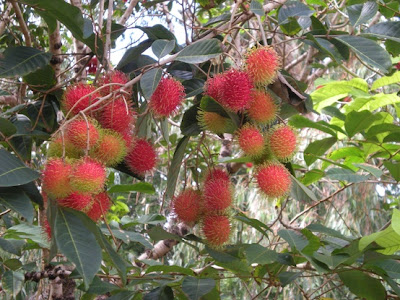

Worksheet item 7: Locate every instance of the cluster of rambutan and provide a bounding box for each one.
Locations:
[172,168,233,247]
[201,46,297,199]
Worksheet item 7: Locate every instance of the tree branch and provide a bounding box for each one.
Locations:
[11,0,31,46]
[0,3,12,36]
[119,0,139,26]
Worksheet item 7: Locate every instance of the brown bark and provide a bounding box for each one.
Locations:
[48,22,63,79]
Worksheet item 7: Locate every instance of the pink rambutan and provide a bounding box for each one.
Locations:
[125,138,157,175]
[202,215,231,247]
[204,74,225,104]
[256,163,291,198]
[99,99,135,134]
[172,189,202,224]
[203,179,233,212]
[87,192,111,221]
[245,46,280,85]
[57,192,93,212]
[65,118,100,150]
[268,125,297,161]
[62,83,101,116]
[42,158,73,198]
[247,90,278,124]
[89,130,127,167]
[149,77,185,117]
[70,157,106,194]
[47,136,83,159]
[98,71,130,96]
[204,168,230,184]
[237,125,265,157]
[219,69,254,112]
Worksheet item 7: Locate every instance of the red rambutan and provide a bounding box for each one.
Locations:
[65,118,100,150]
[245,46,280,85]
[125,138,157,175]
[99,98,135,134]
[47,136,83,159]
[42,158,73,198]
[149,77,185,117]
[268,125,297,161]
[121,131,135,150]
[70,157,106,194]
[43,218,51,240]
[204,74,225,104]
[89,130,127,167]
[98,71,130,96]
[58,192,93,212]
[203,179,233,212]
[172,189,202,224]
[256,163,291,198]
[219,69,254,112]
[247,90,278,124]
[87,192,111,221]
[62,83,101,116]
[237,125,265,157]
[202,215,231,247]
[204,168,230,184]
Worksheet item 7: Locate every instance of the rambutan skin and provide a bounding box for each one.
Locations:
[197,111,234,134]
[43,218,52,240]
[58,192,93,212]
[219,69,254,112]
[203,179,233,212]
[256,163,292,198]
[70,158,106,194]
[42,158,73,198]
[204,74,225,104]
[149,77,185,117]
[62,83,101,116]
[237,125,265,157]
[99,99,135,134]
[125,139,157,175]
[202,215,231,247]
[47,136,83,159]
[172,189,202,223]
[89,130,127,167]
[87,192,111,221]
[98,71,130,96]
[247,90,278,124]
[268,125,297,161]
[204,168,230,184]
[245,46,280,85]
[65,119,100,150]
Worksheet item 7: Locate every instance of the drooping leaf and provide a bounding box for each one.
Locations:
[147,226,181,242]
[278,272,302,287]
[353,163,383,178]
[244,244,278,264]
[326,168,368,183]
[1,271,24,298]
[304,137,337,166]
[278,229,308,252]
[182,277,216,300]
[0,117,17,136]
[347,1,378,27]
[140,68,163,100]
[180,104,202,136]
[6,224,49,248]
[383,161,400,181]
[290,175,318,202]
[363,21,400,43]
[234,213,270,236]
[289,115,336,136]
[108,183,156,194]
[339,270,386,300]
[176,39,222,64]
[0,187,34,223]
[152,39,176,59]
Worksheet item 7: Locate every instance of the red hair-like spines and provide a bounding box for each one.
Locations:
[245,46,280,86]
[149,77,185,117]
[125,138,157,175]
[256,162,292,198]
[172,189,202,224]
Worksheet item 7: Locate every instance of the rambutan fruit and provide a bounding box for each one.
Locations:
[268,125,297,161]
[149,77,185,117]
[245,46,280,86]
[219,69,254,112]
[197,110,234,134]
[47,136,83,159]
[121,131,134,150]
[237,125,265,157]
[202,215,231,247]
[204,168,230,184]
[172,189,202,224]
[42,158,73,198]
[43,218,51,240]
[204,74,225,104]
[98,70,130,96]
[70,157,106,194]
[87,192,111,221]
[89,130,127,167]
[57,192,93,212]
[125,138,157,175]
[256,162,291,198]
[65,118,100,150]
[62,83,101,116]
[99,98,135,134]
[247,90,278,124]
[203,179,233,212]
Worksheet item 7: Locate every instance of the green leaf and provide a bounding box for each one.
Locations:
[339,270,386,300]
[278,272,302,287]
[219,156,252,163]
[180,104,202,136]
[176,39,222,64]
[345,110,379,137]
[55,207,102,289]
[384,161,400,181]
[290,175,318,202]
[321,106,346,121]
[345,93,400,113]
[23,64,56,91]
[278,229,308,252]
[145,265,195,276]
[304,137,337,166]
[140,68,162,100]
[234,213,270,236]
[372,72,400,90]
[366,123,400,137]
[244,244,278,264]
[0,117,17,136]
[0,187,34,223]
[6,224,49,248]
[300,228,321,255]
[165,136,190,200]
[183,79,205,98]
[369,259,400,279]
[108,183,156,194]
[147,226,181,242]
[289,115,336,136]
[182,277,216,300]
[0,46,52,78]
[347,1,378,27]
[117,40,153,70]
[353,163,383,178]
[363,21,400,43]
[300,169,324,186]
[101,228,153,249]
[137,24,176,42]
[144,286,174,300]
[86,276,119,295]
[0,238,25,255]
[250,0,265,16]
[334,35,392,73]
[200,96,240,130]
[152,39,175,59]
[109,291,136,300]
[0,149,39,187]
[326,168,368,183]
[360,225,400,255]
[384,276,400,297]
[278,1,314,25]
[1,270,24,298]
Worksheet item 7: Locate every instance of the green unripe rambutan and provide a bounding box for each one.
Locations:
[70,157,106,194]
[197,110,235,134]
[89,129,127,167]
